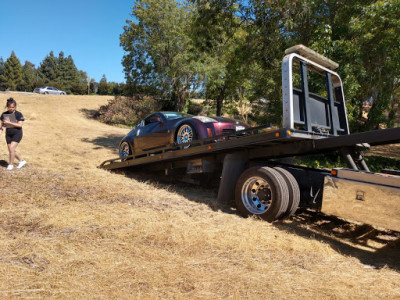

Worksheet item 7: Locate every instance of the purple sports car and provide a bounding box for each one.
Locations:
[119,111,248,159]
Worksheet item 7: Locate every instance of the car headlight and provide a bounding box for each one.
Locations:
[235,125,246,131]
[194,116,217,123]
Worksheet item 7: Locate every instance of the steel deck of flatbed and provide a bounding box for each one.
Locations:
[99,126,400,171]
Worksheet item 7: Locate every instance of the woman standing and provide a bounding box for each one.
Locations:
[0,98,26,170]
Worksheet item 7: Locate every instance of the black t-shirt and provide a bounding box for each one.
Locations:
[1,110,24,132]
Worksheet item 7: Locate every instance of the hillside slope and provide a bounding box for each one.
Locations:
[0,93,399,299]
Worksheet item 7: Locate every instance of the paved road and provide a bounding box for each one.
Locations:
[0,91,36,95]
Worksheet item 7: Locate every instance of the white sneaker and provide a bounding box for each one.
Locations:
[6,164,14,170]
[17,160,26,169]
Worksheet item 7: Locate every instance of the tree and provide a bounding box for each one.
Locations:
[347,0,400,129]
[0,51,23,90]
[98,74,110,95]
[58,53,81,93]
[38,51,58,83]
[38,51,82,93]
[0,57,5,91]
[21,61,37,91]
[191,0,245,116]
[121,0,203,111]
[0,57,4,77]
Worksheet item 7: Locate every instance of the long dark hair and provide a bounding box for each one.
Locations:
[6,98,17,108]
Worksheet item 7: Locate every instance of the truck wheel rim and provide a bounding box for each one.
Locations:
[241,176,272,214]
[119,142,130,158]
[177,125,193,144]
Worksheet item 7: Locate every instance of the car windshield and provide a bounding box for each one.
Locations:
[161,112,192,120]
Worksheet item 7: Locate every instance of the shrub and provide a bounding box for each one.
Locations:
[185,99,204,115]
[96,95,161,127]
[70,83,87,95]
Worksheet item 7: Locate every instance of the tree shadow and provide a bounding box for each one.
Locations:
[276,209,400,271]
[81,134,123,151]
[80,108,100,119]
[107,167,400,272]
[112,168,237,215]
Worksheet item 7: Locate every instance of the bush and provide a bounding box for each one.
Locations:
[96,95,161,127]
[186,100,204,115]
[70,83,87,95]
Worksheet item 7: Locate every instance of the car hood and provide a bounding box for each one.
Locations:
[208,116,248,127]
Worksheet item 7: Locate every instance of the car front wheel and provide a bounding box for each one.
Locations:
[176,124,196,145]
[119,141,132,161]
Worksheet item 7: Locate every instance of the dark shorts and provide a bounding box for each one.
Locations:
[5,128,23,144]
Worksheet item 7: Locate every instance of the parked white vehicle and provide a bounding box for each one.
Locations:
[34,86,66,95]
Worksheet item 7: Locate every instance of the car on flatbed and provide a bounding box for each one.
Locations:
[119,111,248,159]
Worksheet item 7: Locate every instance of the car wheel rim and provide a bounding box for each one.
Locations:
[241,176,272,214]
[119,142,130,158]
[177,125,194,144]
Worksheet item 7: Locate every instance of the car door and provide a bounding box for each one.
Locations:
[134,113,170,151]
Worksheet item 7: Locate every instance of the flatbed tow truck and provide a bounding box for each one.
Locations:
[100,45,400,231]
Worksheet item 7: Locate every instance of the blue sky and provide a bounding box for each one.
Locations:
[0,0,133,83]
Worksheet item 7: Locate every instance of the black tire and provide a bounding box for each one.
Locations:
[273,167,300,219]
[176,124,197,146]
[235,166,289,222]
[119,141,132,161]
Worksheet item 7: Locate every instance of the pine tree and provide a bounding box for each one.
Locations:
[98,74,110,95]
[0,57,4,77]
[0,57,5,90]
[48,51,81,93]
[38,51,58,83]
[62,55,81,92]
[22,61,37,91]
[57,51,67,87]
[0,51,23,90]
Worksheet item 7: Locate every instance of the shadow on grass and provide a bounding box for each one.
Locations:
[112,168,237,215]
[0,160,8,167]
[108,167,400,272]
[80,108,99,119]
[81,134,124,151]
[276,209,400,272]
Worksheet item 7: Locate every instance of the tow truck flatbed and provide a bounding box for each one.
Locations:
[99,126,400,171]
[99,45,400,230]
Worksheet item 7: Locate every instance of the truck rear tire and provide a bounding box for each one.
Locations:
[235,166,289,222]
[273,167,300,219]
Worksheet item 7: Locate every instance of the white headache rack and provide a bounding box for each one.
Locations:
[282,44,349,135]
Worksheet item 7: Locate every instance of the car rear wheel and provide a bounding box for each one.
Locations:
[176,124,196,145]
[119,141,132,161]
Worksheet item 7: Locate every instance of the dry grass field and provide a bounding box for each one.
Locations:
[0,93,399,299]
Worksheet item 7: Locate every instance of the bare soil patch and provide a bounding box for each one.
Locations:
[0,93,399,299]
